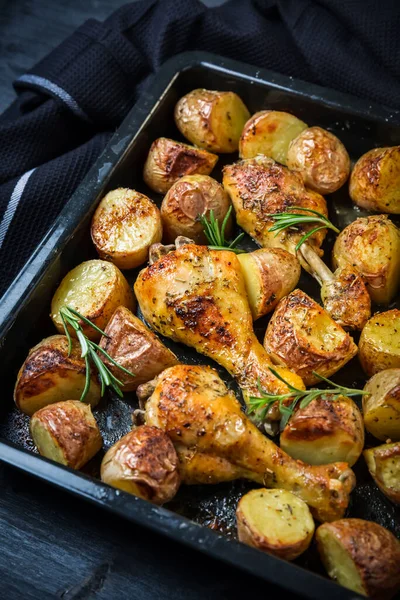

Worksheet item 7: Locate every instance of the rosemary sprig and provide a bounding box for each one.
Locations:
[248,367,367,431]
[60,306,134,401]
[267,207,340,251]
[199,206,245,254]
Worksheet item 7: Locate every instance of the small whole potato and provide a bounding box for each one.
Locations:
[287,126,350,194]
[51,259,135,341]
[14,335,101,416]
[236,488,314,561]
[174,89,250,153]
[359,310,400,377]
[316,519,400,599]
[362,368,400,441]
[143,138,218,194]
[91,188,162,270]
[161,174,232,243]
[30,400,102,469]
[239,110,308,164]
[101,426,180,504]
[350,146,400,214]
[364,442,400,505]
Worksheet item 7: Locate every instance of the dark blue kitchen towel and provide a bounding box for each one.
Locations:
[1,0,399,295]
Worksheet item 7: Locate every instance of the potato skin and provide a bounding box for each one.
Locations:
[264,289,358,385]
[350,146,400,214]
[363,369,400,441]
[14,335,101,416]
[321,266,371,331]
[161,174,232,243]
[239,110,308,164]
[316,518,400,599]
[101,426,180,504]
[143,138,218,194]
[174,89,250,153]
[364,442,400,505]
[359,310,400,377]
[30,400,102,469]
[51,259,135,341]
[287,126,350,194]
[91,188,162,270]
[236,488,314,561]
[280,396,365,467]
[99,306,178,391]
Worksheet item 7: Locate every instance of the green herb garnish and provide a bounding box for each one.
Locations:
[199,206,245,254]
[267,207,340,251]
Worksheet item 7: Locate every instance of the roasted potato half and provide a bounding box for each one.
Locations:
[280,396,364,467]
[264,289,358,385]
[160,174,232,243]
[316,519,400,599]
[99,306,178,391]
[101,426,180,504]
[30,400,102,469]
[350,146,400,214]
[174,89,250,153]
[143,138,218,194]
[51,259,135,341]
[359,310,400,377]
[236,488,314,561]
[362,368,400,441]
[91,188,162,270]
[14,335,101,416]
[237,248,301,319]
[287,126,350,194]
[364,442,400,505]
[332,215,400,305]
[239,110,307,164]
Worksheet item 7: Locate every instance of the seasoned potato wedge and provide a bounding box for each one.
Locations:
[362,369,400,441]
[51,260,135,341]
[287,126,350,194]
[264,289,358,385]
[91,188,162,270]
[99,306,178,391]
[101,426,180,504]
[14,335,101,416]
[236,488,314,561]
[280,396,364,467]
[350,146,400,214]
[143,138,218,194]
[364,442,400,505]
[316,519,400,599]
[239,110,307,164]
[359,310,400,377]
[174,89,250,153]
[332,215,400,305]
[30,400,102,469]
[161,174,232,243]
[237,248,301,319]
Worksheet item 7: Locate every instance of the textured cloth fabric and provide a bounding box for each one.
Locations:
[1,0,400,296]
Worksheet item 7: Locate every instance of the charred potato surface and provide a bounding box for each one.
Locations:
[321,265,371,331]
[364,442,400,505]
[359,310,400,377]
[362,368,400,441]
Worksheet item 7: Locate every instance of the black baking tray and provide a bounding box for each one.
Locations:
[1,52,400,600]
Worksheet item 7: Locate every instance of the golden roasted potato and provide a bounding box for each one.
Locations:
[239,110,307,164]
[364,442,400,505]
[287,126,350,194]
[91,188,162,270]
[316,519,400,599]
[101,426,180,504]
[350,146,400,214]
[362,368,400,441]
[264,289,358,385]
[359,310,400,377]
[332,215,400,305]
[99,306,178,391]
[143,138,218,194]
[30,400,102,469]
[14,335,101,416]
[51,260,135,341]
[280,396,364,467]
[237,248,301,319]
[174,89,250,153]
[236,488,314,561]
[160,174,232,243]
